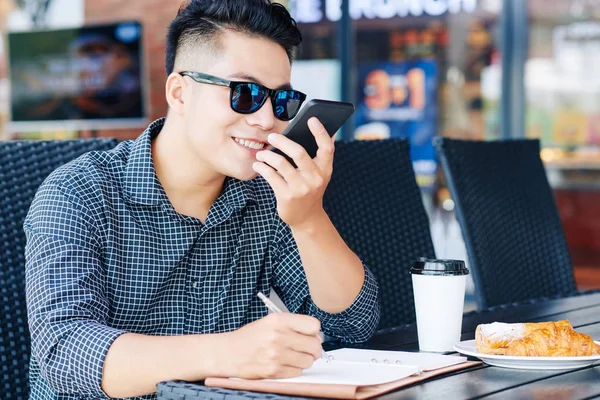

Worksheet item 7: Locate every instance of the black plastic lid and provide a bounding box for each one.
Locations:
[410,258,469,276]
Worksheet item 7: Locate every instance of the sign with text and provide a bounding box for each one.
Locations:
[290,0,477,23]
[354,60,438,190]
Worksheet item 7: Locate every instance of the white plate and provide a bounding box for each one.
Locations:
[453,340,600,370]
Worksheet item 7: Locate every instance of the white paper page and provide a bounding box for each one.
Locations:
[265,358,419,386]
[329,348,467,371]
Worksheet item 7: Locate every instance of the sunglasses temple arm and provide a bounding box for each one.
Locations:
[183,72,231,88]
[198,77,231,88]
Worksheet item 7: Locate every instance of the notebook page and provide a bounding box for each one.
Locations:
[329,348,467,371]
[264,358,419,386]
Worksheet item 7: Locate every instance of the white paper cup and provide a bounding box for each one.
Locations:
[411,258,469,352]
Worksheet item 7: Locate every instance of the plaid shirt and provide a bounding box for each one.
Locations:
[25,118,380,400]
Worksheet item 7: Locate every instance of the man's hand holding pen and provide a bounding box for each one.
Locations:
[221,312,323,379]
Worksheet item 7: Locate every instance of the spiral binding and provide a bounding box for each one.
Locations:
[322,355,403,364]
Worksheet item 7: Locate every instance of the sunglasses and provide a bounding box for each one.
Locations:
[179,71,307,121]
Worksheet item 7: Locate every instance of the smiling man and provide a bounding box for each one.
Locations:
[24,1,379,399]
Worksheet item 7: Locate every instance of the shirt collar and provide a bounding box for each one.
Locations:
[124,118,258,210]
[124,118,166,206]
[220,177,257,212]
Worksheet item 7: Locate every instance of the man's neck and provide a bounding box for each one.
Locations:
[151,117,225,222]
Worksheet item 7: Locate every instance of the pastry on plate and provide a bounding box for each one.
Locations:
[475,320,600,357]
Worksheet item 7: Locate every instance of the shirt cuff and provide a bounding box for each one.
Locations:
[306,266,380,343]
[63,322,126,398]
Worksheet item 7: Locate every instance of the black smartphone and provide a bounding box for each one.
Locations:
[270,99,355,167]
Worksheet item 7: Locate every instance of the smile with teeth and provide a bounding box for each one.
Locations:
[234,137,266,150]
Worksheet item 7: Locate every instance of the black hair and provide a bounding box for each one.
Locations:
[165,0,302,75]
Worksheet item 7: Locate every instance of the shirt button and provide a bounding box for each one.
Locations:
[192,280,198,288]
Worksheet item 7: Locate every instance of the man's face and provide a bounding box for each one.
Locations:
[180,31,292,181]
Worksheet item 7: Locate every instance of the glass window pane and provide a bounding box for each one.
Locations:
[528,0,600,289]
[291,1,502,191]
[527,0,600,149]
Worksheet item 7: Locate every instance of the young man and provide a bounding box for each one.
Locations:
[25,1,380,399]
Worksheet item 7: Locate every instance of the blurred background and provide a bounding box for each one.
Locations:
[1,0,600,297]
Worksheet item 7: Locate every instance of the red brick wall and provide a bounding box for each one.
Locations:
[555,190,600,267]
[85,0,183,140]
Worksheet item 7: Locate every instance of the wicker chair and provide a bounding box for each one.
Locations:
[434,137,577,309]
[0,139,118,400]
[323,139,436,330]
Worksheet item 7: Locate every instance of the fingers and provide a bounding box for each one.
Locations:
[308,117,335,170]
[269,313,321,336]
[267,133,316,172]
[255,150,301,186]
[262,313,322,358]
[255,149,323,200]
[252,161,287,193]
[261,118,334,186]
[277,343,320,368]
[263,316,322,369]
[236,314,325,379]
[283,330,323,362]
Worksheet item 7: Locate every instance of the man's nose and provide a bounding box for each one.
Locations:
[246,99,276,132]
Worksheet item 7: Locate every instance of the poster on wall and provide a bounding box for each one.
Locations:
[354,60,438,190]
[7,21,146,134]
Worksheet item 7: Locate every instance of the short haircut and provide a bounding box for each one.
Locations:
[165,0,303,75]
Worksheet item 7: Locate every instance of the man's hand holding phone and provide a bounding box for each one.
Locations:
[252,99,354,228]
[253,117,334,228]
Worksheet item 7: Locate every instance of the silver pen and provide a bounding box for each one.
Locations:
[257,292,332,362]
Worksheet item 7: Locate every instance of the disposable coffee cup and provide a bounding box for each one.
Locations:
[410,258,469,352]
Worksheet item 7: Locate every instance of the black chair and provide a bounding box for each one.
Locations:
[434,137,577,309]
[0,139,118,400]
[323,139,436,330]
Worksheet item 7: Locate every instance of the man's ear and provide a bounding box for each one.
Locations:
[165,72,186,115]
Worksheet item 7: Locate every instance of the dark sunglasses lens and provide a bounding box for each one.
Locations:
[273,91,304,121]
[231,83,267,113]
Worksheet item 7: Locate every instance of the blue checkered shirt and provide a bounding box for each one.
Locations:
[25,118,380,400]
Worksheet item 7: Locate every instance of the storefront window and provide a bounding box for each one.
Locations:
[289,0,502,191]
[526,0,600,152]
[527,0,600,288]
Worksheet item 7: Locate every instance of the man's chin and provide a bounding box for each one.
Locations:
[228,168,260,182]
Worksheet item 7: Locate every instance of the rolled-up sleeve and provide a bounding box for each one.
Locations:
[25,176,125,397]
[271,219,380,343]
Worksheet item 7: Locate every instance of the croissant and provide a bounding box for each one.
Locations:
[475,320,600,357]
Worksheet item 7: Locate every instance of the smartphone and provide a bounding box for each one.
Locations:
[270,99,355,167]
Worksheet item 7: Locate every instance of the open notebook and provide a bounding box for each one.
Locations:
[205,348,481,399]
